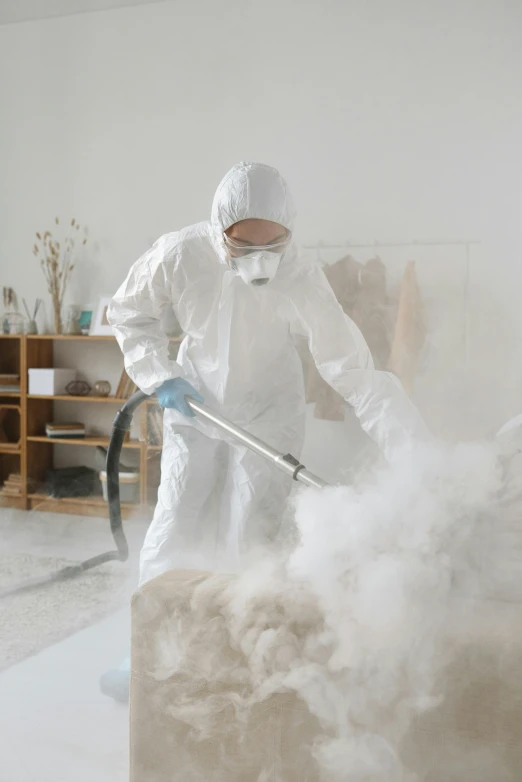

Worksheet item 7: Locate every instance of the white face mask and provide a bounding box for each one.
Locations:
[230,251,283,286]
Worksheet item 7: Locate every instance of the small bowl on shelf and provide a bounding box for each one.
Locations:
[65,380,91,397]
[92,380,111,398]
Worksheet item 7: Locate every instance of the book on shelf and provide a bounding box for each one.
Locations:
[1,473,22,495]
[116,369,138,400]
[3,472,21,482]
[115,370,126,399]
[46,422,85,430]
[46,433,86,439]
[0,374,20,385]
[46,432,86,439]
[125,378,138,399]
[45,422,86,438]
[0,375,20,392]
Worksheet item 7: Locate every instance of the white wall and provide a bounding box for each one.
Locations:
[1,0,521,436]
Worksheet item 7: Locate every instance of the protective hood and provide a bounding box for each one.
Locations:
[211,162,296,238]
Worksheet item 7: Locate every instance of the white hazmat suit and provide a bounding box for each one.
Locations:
[109,162,428,583]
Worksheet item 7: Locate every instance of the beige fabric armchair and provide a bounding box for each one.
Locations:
[131,568,522,781]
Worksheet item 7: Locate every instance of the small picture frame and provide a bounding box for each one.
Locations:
[90,297,114,336]
[78,310,93,335]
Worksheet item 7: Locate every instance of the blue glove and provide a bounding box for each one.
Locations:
[156,377,204,417]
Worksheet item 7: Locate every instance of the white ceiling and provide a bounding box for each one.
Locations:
[0,0,166,25]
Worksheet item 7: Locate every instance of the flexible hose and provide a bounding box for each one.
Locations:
[106,389,149,562]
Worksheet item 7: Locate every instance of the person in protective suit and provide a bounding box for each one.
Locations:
[108,161,428,588]
[101,161,428,701]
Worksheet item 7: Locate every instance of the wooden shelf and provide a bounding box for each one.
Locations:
[0,494,25,510]
[25,334,183,342]
[28,394,128,403]
[147,445,163,451]
[0,334,23,339]
[27,435,141,448]
[0,392,20,398]
[26,334,116,341]
[0,445,21,454]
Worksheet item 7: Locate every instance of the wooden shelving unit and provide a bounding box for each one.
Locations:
[0,334,179,518]
[0,335,24,509]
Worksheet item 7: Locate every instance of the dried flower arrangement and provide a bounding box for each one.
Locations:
[33,217,88,334]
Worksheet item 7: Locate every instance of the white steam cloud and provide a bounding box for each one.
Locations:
[133,433,522,781]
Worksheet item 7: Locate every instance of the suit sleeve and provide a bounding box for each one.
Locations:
[108,237,183,395]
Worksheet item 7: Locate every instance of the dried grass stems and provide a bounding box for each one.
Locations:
[33,217,88,333]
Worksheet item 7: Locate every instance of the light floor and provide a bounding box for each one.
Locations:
[0,508,148,782]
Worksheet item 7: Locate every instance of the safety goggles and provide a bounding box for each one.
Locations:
[223,233,291,258]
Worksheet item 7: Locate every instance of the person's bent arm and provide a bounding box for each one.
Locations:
[108,237,183,395]
[291,265,430,461]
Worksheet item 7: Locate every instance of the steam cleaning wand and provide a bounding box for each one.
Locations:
[107,391,327,559]
[1,391,326,599]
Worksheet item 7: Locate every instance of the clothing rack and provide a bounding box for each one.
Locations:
[303,239,480,365]
[303,240,480,249]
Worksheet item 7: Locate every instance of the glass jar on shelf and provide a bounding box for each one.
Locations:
[65,305,82,335]
[6,312,25,334]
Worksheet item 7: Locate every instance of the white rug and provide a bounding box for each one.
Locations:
[0,552,131,671]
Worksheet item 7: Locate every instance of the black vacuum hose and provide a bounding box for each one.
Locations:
[0,390,150,599]
[106,389,149,562]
